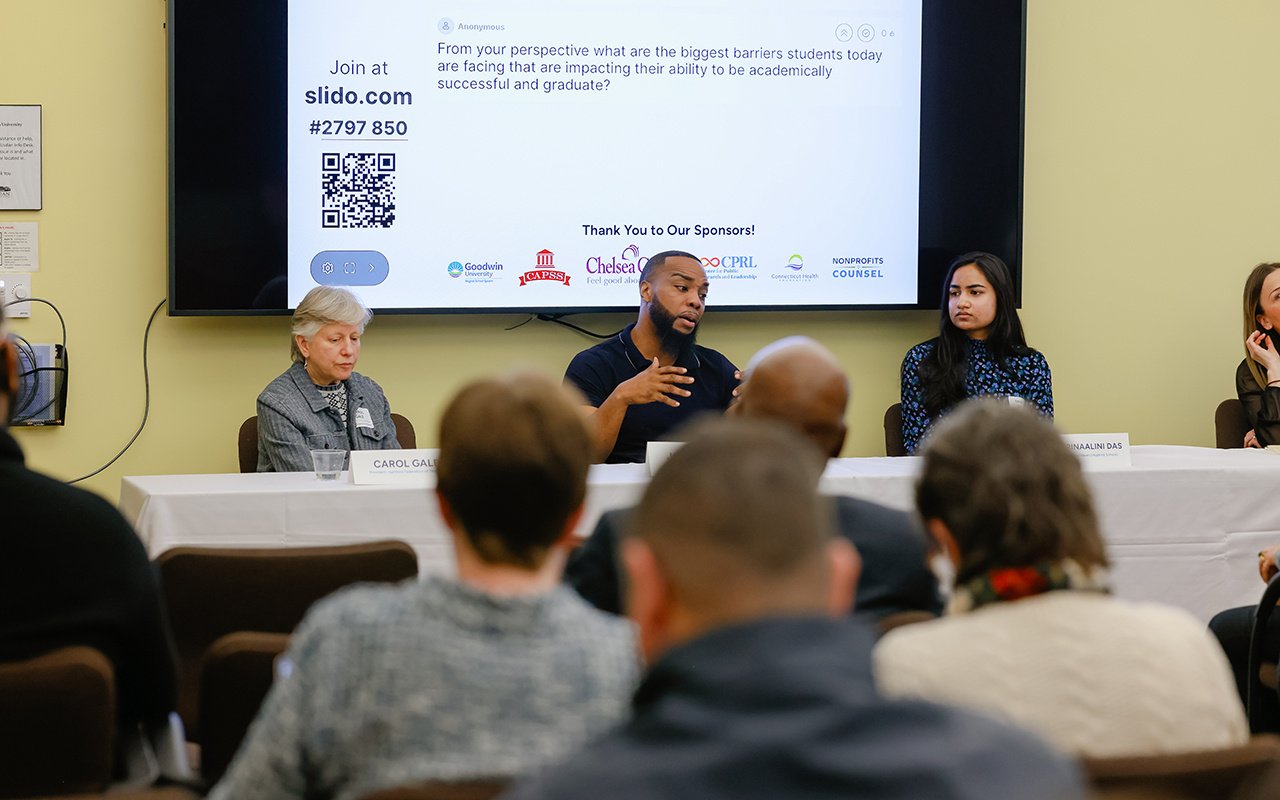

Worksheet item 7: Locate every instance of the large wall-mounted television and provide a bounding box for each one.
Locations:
[168,0,1025,315]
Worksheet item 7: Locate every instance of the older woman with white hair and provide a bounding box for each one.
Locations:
[256,286,399,471]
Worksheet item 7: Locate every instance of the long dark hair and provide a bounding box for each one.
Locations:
[919,252,1031,415]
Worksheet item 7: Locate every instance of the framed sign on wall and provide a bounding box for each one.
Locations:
[0,105,42,210]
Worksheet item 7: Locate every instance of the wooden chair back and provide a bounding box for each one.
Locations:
[155,541,417,740]
[1083,735,1280,799]
[198,631,292,785]
[237,415,259,473]
[884,402,907,457]
[0,646,116,798]
[238,412,417,473]
[1216,398,1251,449]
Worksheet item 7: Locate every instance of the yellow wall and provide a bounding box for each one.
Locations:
[4,1,1279,502]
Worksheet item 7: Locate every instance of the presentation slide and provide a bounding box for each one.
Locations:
[286,0,923,310]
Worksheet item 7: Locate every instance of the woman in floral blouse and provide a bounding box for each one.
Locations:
[899,251,1052,454]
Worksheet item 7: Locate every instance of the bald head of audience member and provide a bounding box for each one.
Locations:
[436,373,592,571]
[730,336,849,458]
[621,419,859,662]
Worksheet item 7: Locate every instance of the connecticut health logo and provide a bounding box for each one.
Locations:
[447,261,464,278]
[785,254,804,271]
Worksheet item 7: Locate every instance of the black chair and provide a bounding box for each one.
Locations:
[884,402,906,457]
[198,631,292,785]
[0,646,116,798]
[1217,399,1252,449]
[1249,573,1280,732]
[237,416,259,473]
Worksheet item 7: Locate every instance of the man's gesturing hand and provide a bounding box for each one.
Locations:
[618,358,695,407]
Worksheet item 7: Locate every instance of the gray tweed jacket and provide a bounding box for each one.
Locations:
[256,362,400,472]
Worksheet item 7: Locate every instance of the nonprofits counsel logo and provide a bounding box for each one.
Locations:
[447,261,464,278]
[520,249,571,286]
[831,255,886,279]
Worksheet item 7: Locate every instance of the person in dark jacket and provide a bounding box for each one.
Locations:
[0,303,179,745]
[565,336,941,624]
[504,418,1087,800]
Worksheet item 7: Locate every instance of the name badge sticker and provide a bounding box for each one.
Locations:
[1062,433,1131,470]
[354,407,374,429]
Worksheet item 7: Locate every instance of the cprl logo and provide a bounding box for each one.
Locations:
[701,256,756,270]
[586,243,646,275]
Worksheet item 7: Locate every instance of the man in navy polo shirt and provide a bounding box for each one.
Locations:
[565,250,739,463]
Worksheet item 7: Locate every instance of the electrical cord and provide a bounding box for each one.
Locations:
[533,313,619,339]
[68,299,166,484]
[9,332,40,417]
[3,297,68,345]
[3,301,69,423]
[12,367,68,421]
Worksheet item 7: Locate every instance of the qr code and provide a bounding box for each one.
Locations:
[321,153,396,228]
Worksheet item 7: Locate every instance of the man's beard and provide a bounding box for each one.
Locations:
[649,299,697,355]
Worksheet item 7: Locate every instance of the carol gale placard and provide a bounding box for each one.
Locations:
[0,105,41,211]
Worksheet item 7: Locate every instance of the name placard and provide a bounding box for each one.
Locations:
[1062,433,1131,470]
[349,448,440,485]
[646,441,684,476]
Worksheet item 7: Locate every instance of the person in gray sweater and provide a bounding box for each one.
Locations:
[211,373,638,800]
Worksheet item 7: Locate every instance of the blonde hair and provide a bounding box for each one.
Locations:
[1242,263,1280,389]
[289,287,372,363]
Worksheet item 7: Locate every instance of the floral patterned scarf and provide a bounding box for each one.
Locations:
[948,560,1110,614]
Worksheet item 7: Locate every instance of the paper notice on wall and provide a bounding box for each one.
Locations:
[0,105,41,210]
[0,222,38,271]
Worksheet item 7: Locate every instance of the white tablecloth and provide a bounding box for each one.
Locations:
[120,445,1280,623]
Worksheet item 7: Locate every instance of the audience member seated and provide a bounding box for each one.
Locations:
[565,336,941,624]
[1209,545,1280,732]
[257,286,400,471]
[899,251,1052,454]
[564,250,739,463]
[0,303,180,774]
[504,418,1088,800]
[211,373,639,800]
[1236,262,1280,447]
[874,399,1248,757]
